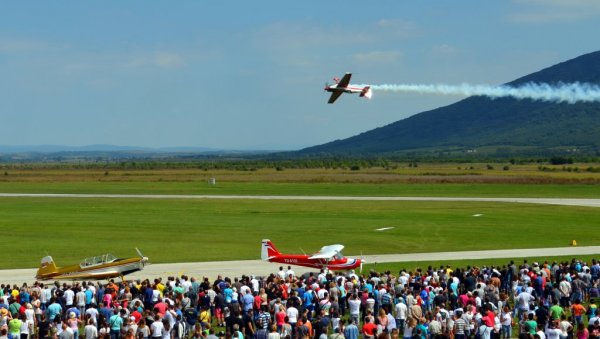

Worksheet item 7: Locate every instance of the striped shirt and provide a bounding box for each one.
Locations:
[344,324,359,339]
[454,318,468,335]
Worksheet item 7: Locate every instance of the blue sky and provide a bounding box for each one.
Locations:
[1,1,599,150]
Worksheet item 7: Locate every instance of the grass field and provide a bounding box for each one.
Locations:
[1,196,598,269]
[0,166,598,271]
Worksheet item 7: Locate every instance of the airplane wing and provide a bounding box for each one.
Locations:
[337,73,352,88]
[309,244,345,259]
[328,91,343,104]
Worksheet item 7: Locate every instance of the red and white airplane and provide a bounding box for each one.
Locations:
[261,239,364,271]
[324,72,372,104]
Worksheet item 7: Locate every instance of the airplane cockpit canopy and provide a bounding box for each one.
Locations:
[80,253,117,268]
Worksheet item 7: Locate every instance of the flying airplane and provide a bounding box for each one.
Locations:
[261,239,364,272]
[324,72,372,104]
[35,248,149,281]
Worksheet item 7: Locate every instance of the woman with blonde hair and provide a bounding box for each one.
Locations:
[377,309,389,335]
[403,318,416,339]
[268,324,281,339]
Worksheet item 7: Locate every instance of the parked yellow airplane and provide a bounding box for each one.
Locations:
[36,249,149,280]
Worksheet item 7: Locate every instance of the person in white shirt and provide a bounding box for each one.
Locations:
[64,287,75,308]
[348,294,361,325]
[545,321,562,339]
[277,267,286,280]
[85,306,99,326]
[386,312,397,332]
[84,319,98,339]
[251,276,260,293]
[76,288,86,315]
[286,305,299,328]
[516,290,534,319]
[180,276,192,293]
[395,299,407,333]
[285,266,295,280]
[151,315,164,338]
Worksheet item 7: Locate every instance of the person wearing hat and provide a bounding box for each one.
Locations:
[0,308,10,327]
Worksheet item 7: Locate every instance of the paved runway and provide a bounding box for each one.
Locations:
[2,246,598,285]
[0,193,599,207]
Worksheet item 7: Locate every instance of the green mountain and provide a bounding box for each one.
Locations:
[299,51,600,157]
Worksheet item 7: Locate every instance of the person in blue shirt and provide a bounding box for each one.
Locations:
[46,298,62,323]
[20,289,31,304]
[224,285,233,305]
[344,318,359,339]
[242,292,254,315]
[303,288,314,319]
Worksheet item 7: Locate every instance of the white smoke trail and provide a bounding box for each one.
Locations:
[367,82,600,104]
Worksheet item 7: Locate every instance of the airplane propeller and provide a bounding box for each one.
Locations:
[135,248,150,267]
[359,251,365,273]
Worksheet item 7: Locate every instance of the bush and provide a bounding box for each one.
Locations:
[550,157,573,165]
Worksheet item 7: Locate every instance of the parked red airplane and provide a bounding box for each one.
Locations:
[261,239,364,271]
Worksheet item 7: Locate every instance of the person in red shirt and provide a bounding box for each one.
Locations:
[362,317,377,339]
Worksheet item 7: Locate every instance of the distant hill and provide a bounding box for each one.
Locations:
[298,50,600,157]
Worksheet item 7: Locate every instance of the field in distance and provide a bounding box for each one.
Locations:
[0,163,599,197]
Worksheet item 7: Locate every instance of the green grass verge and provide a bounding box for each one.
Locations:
[1,197,598,269]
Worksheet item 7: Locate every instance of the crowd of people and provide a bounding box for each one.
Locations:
[0,258,599,339]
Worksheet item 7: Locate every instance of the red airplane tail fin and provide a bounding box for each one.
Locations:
[261,239,281,261]
[360,86,372,99]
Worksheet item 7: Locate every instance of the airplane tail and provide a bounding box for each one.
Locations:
[36,256,58,279]
[360,86,373,99]
[261,239,281,261]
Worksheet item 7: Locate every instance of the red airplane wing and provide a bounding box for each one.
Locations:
[337,73,352,88]
[328,91,343,104]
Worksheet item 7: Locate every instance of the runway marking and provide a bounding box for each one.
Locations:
[0,193,598,207]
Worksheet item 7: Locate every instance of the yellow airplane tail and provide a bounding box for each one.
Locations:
[36,256,58,279]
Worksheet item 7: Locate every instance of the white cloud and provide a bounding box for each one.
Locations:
[353,50,402,64]
[508,0,600,23]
